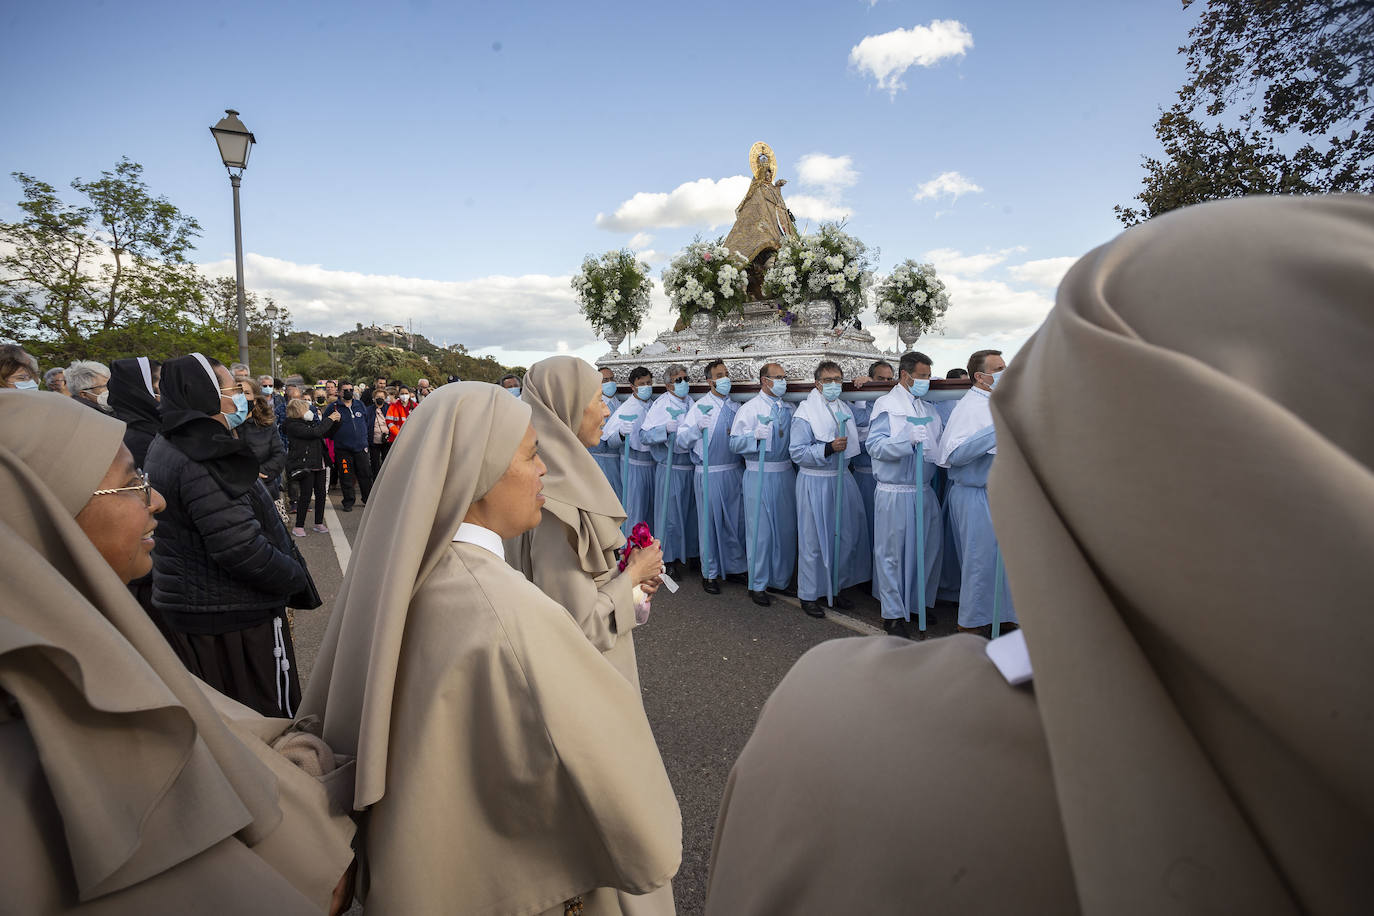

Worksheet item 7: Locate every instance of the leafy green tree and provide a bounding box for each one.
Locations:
[1117,0,1373,224]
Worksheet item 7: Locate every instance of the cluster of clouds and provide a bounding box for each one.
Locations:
[849,19,973,96]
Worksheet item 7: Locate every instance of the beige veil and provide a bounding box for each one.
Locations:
[520,355,626,575]
[989,195,1374,913]
[299,381,532,809]
[0,391,284,901]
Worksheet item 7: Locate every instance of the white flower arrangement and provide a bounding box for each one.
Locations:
[874,259,951,333]
[762,222,875,324]
[572,249,654,336]
[661,237,750,324]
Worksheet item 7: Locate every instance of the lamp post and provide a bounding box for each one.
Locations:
[209,109,256,369]
[265,301,278,379]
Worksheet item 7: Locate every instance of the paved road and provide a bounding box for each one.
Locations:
[292,489,964,915]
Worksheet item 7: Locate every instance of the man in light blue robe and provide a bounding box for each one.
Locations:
[848,359,891,543]
[790,361,872,618]
[676,358,747,593]
[934,368,967,604]
[866,351,944,639]
[602,365,656,532]
[936,350,1016,631]
[590,366,623,500]
[640,363,698,573]
[729,362,797,606]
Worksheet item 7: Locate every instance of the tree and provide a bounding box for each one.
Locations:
[1117,0,1373,224]
[1,159,206,347]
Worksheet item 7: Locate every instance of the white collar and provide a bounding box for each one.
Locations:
[452,522,504,559]
[970,385,991,398]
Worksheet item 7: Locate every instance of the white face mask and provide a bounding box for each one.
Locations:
[96,390,110,408]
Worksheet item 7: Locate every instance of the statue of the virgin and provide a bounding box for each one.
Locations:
[723,141,799,300]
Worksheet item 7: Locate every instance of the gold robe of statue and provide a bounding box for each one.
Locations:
[723,141,798,299]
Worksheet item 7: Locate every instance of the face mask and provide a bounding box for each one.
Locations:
[991,370,1004,389]
[909,378,930,397]
[508,387,521,398]
[821,381,842,401]
[375,397,385,406]
[305,409,315,421]
[341,390,353,401]
[224,392,249,429]
[713,377,732,396]
[315,395,326,405]
[261,385,273,396]
[636,385,653,401]
[96,390,110,408]
[602,381,618,397]
[14,379,38,391]
[400,394,412,403]
[769,378,787,397]
[672,380,689,398]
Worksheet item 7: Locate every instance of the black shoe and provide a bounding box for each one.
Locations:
[800,600,826,619]
[666,561,687,579]
[702,578,721,595]
[883,618,913,639]
[830,594,853,610]
[766,585,797,597]
[724,572,748,585]
[340,505,353,512]
[749,590,772,607]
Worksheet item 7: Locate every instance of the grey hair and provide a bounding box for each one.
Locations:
[258,374,273,385]
[663,364,687,382]
[43,367,65,389]
[66,360,111,393]
[229,362,251,376]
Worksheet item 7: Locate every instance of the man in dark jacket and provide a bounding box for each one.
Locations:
[330,382,373,511]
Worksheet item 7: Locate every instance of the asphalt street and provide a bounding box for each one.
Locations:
[292,486,965,915]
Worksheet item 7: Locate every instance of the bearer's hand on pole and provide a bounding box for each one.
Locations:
[832,435,848,452]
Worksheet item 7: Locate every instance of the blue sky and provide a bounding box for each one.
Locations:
[4,0,1194,373]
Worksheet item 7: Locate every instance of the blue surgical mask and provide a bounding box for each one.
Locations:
[14,379,39,391]
[713,377,732,396]
[821,381,842,402]
[224,392,249,429]
[769,377,787,397]
[909,378,930,397]
[636,385,653,401]
[673,380,689,398]
[991,370,1004,389]
[508,386,522,398]
[261,385,274,396]
[601,381,617,398]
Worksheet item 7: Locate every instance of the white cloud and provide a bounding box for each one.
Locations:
[788,194,853,223]
[595,175,751,232]
[913,170,983,202]
[923,246,1025,276]
[796,153,858,193]
[1006,256,1078,289]
[627,232,654,251]
[849,19,973,96]
[637,249,667,266]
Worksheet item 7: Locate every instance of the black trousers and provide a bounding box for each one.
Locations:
[336,447,373,508]
[294,468,328,527]
[370,441,390,477]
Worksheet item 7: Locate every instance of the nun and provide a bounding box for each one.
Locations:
[704,195,1374,914]
[0,391,355,914]
[106,356,161,466]
[301,382,682,915]
[506,356,665,692]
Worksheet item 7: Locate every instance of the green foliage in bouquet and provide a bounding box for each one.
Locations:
[762,223,875,324]
[572,249,654,336]
[874,259,950,335]
[661,237,749,325]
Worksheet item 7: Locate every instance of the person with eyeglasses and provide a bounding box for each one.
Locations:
[144,353,312,718]
[729,362,798,606]
[0,343,41,390]
[639,364,699,577]
[66,359,113,414]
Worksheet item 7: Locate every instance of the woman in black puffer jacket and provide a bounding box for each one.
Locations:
[145,353,311,717]
[283,397,340,536]
[237,376,286,497]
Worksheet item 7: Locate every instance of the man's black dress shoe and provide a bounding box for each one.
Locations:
[883,618,913,639]
[749,590,771,607]
[724,572,748,585]
[702,578,721,595]
[800,600,826,619]
[766,585,797,597]
[339,505,353,512]
[830,593,853,610]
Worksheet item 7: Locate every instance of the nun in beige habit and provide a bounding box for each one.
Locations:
[506,356,664,691]
[300,382,682,915]
[0,391,355,914]
[704,195,1374,915]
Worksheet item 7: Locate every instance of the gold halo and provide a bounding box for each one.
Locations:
[749,141,776,181]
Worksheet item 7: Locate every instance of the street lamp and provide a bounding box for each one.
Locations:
[264,301,278,380]
[209,109,256,369]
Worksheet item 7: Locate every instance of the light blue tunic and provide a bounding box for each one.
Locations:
[641,394,699,564]
[945,425,1017,627]
[849,401,877,545]
[604,396,656,533]
[677,392,747,579]
[590,393,623,501]
[790,415,872,602]
[866,408,943,621]
[935,394,964,602]
[729,393,797,591]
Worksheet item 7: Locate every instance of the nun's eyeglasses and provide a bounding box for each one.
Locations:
[91,469,154,507]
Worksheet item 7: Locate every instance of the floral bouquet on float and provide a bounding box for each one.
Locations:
[572,249,654,338]
[874,259,951,336]
[763,222,875,327]
[661,237,750,327]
